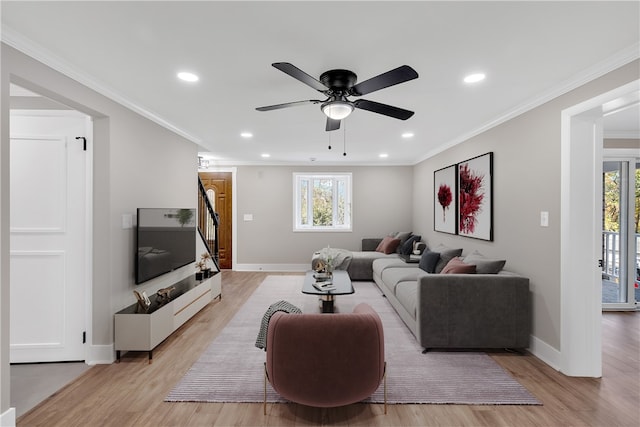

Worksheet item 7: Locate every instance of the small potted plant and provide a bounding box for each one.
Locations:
[195,260,206,280]
[318,246,339,277]
[200,252,213,278]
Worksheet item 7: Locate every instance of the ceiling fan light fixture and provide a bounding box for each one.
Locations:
[322,101,354,120]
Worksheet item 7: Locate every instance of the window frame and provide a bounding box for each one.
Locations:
[293,172,352,232]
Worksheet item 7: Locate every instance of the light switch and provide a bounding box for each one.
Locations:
[540,211,549,227]
[122,213,133,229]
[243,214,253,221]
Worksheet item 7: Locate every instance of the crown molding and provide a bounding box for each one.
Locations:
[1,25,202,145]
[415,42,640,165]
[603,131,640,139]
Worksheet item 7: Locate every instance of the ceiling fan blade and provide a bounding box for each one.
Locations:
[272,62,328,92]
[326,117,341,131]
[256,100,321,111]
[350,65,418,96]
[353,99,415,120]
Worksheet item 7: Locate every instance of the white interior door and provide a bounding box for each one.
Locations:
[9,111,89,363]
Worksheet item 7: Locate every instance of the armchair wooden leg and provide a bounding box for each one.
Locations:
[383,361,387,415]
[263,362,267,415]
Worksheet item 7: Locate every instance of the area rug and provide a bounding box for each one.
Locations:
[166,275,541,405]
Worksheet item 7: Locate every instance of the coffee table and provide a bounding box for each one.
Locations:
[302,270,354,313]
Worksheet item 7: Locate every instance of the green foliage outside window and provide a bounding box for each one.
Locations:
[636,169,640,234]
[603,168,639,233]
[313,179,333,226]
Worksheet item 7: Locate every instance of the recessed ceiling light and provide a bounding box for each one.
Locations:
[379,153,389,158]
[402,132,414,138]
[240,132,253,138]
[177,71,199,82]
[464,73,486,84]
[261,153,270,158]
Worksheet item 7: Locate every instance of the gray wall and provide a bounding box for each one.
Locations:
[236,165,414,267]
[412,60,639,352]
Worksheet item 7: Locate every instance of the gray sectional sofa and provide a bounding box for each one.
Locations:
[316,237,532,351]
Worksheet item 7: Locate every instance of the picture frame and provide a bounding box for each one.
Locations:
[457,152,493,241]
[433,164,457,234]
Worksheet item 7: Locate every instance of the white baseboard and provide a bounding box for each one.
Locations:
[528,334,561,371]
[1,407,16,427]
[234,263,308,272]
[86,344,115,365]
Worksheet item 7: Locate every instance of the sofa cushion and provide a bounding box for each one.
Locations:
[432,244,464,273]
[395,281,418,319]
[399,235,421,255]
[463,250,506,274]
[441,257,477,274]
[418,250,440,273]
[372,257,416,276]
[376,236,401,254]
[379,267,421,293]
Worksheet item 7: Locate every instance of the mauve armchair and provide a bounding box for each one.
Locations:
[264,302,386,413]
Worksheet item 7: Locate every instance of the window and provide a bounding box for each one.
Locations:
[293,173,352,231]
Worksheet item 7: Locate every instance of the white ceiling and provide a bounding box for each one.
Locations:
[2,1,639,165]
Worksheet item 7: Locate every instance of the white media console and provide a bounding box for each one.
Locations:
[114,273,221,363]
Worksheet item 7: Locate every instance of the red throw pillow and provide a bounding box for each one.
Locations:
[375,236,402,254]
[441,257,477,274]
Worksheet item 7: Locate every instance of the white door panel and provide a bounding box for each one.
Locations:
[10,137,67,232]
[10,111,88,363]
[10,252,66,349]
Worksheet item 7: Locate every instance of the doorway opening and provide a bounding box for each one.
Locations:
[601,156,639,309]
[198,166,237,270]
[561,79,639,377]
[8,82,94,416]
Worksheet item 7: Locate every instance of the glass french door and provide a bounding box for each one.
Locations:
[601,158,639,309]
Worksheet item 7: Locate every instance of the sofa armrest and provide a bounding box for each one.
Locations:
[416,274,531,349]
[362,238,383,251]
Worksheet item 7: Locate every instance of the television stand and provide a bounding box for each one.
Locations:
[114,273,221,363]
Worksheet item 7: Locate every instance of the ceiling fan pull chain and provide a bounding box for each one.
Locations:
[343,120,347,156]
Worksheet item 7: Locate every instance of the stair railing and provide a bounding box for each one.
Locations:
[198,177,220,271]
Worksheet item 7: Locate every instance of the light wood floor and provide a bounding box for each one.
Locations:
[17,271,640,426]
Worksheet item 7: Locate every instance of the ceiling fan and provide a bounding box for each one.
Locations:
[256,62,419,131]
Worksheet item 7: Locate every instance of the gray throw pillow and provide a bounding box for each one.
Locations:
[400,235,421,255]
[432,244,464,273]
[393,231,413,253]
[463,250,506,274]
[419,250,440,273]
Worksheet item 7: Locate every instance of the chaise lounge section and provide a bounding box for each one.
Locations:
[312,233,423,281]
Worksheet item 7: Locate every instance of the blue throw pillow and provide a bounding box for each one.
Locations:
[419,250,440,273]
[399,235,421,255]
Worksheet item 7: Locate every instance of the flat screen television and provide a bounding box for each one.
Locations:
[135,208,196,284]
